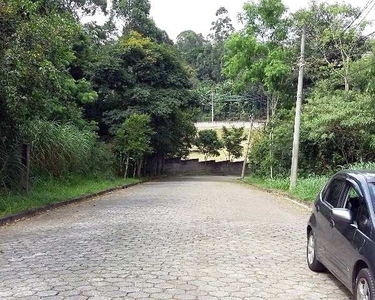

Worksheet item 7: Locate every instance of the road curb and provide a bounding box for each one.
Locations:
[0,181,144,227]
[239,180,312,211]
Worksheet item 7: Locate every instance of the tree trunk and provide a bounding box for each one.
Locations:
[143,157,148,177]
[270,126,274,180]
[155,156,159,176]
[137,157,143,177]
[344,76,349,92]
[124,156,130,179]
[344,54,350,92]
[120,153,124,176]
[241,118,254,179]
[21,144,30,195]
[160,155,165,175]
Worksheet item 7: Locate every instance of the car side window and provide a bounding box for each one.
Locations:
[345,186,361,215]
[324,179,346,208]
[356,201,371,235]
[344,184,371,235]
[320,182,330,201]
[349,187,359,199]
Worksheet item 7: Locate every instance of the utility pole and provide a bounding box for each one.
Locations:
[290,28,306,190]
[211,88,214,122]
[241,117,254,179]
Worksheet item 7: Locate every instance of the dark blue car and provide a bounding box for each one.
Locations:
[307,170,375,300]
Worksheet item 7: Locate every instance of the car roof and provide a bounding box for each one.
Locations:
[336,169,375,183]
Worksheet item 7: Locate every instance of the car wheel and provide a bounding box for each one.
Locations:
[355,268,375,300]
[307,230,325,272]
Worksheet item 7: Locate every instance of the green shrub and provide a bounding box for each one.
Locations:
[291,176,328,202]
[244,175,328,202]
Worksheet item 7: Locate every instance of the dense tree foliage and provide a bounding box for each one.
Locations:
[0,0,104,188]
[1,1,96,136]
[0,0,199,189]
[175,7,255,122]
[113,0,171,44]
[114,113,154,178]
[175,7,235,83]
[89,30,198,161]
[3,0,375,189]
[222,126,246,162]
[227,0,375,178]
[195,130,222,161]
[224,0,293,118]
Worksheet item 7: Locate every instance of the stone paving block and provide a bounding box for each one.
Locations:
[0,177,352,300]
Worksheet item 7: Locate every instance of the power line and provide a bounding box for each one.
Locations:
[363,29,375,38]
[351,0,375,32]
[343,0,375,33]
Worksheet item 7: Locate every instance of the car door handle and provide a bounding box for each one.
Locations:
[316,205,320,212]
[330,219,335,228]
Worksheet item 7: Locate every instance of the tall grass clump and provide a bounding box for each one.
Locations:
[25,121,114,179]
[290,176,328,201]
[347,162,375,171]
[244,175,329,202]
[0,138,23,189]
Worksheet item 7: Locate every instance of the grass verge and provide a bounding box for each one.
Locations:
[243,176,328,202]
[0,175,140,217]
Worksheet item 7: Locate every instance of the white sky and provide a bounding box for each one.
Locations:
[85,0,375,40]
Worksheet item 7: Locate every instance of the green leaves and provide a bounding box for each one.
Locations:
[301,86,375,167]
[241,0,289,42]
[91,29,198,158]
[115,113,154,160]
[195,130,222,160]
[222,126,246,161]
[113,0,172,44]
[304,88,375,138]
[294,2,370,90]
[0,0,98,130]
[209,7,235,44]
[75,79,98,104]
[224,0,291,96]
[175,7,235,84]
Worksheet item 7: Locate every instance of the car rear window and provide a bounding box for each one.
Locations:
[324,179,346,207]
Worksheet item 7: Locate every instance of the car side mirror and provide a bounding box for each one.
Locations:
[331,208,353,224]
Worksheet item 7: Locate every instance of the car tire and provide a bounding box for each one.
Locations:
[307,230,325,272]
[355,268,375,300]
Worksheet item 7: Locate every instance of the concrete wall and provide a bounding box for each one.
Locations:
[162,158,246,176]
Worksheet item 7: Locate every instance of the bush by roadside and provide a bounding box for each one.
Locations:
[244,162,375,202]
[243,176,328,202]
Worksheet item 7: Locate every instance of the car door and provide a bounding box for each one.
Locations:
[315,176,347,270]
[329,180,364,287]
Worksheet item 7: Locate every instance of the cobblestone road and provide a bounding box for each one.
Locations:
[0,177,352,300]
